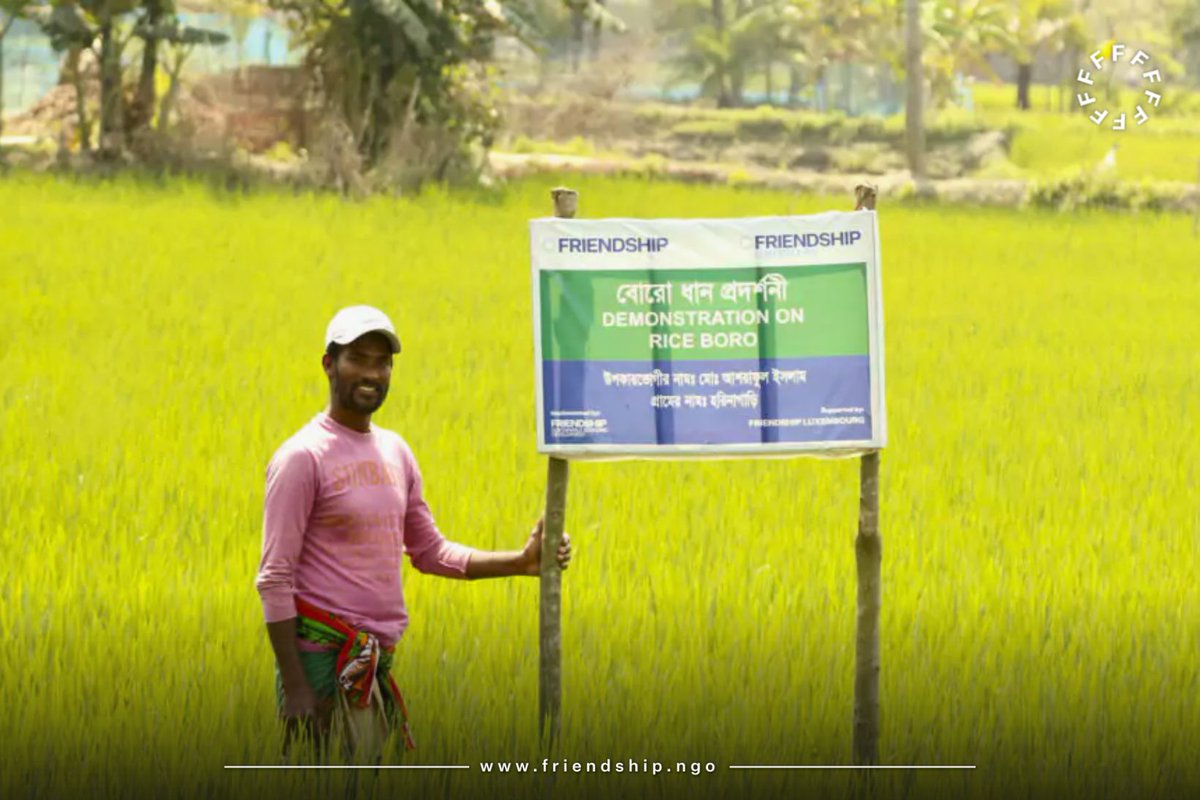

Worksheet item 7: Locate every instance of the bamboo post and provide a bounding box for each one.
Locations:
[852,183,881,765]
[540,187,577,751]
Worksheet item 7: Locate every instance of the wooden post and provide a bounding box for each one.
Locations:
[852,183,881,765]
[540,187,577,751]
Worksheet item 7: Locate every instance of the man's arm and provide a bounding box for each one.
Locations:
[267,618,318,707]
[256,447,321,724]
[464,549,535,579]
[401,449,571,578]
[465,518,572,579]
[402,450,480,577]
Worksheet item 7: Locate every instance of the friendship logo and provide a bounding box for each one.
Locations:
[1075,43,1164,131]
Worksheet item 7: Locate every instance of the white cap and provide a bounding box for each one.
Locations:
[324,305,401,353]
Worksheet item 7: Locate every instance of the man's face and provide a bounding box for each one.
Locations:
[324,333,394,414]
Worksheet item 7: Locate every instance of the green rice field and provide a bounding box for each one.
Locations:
[1,173,1197,799]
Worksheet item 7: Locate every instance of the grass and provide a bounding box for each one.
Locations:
[969,81,1200,118]
[961,84,1200,182]
[1,172,1198,800]
[1002,112,1200,181]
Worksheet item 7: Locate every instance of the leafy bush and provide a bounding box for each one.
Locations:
[274,0,507,188]
[1025,168,1192,211]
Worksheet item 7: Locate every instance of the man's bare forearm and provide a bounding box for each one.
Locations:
[465,550,533,579]
[266,617,309,690]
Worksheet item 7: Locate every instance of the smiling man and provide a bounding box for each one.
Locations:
[255,304,571,763]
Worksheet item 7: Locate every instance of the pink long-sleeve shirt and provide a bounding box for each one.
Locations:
[255,411,477,647]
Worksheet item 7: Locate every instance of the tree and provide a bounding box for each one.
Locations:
[659,0,784,108]
[1010,0,1087,110]
[775,0,886,111]
[37,2,100,151]
[131,1,238,141]
[39,1,227,155]
[133,5,232,141]
[1168,0,1200,88]
[0,0,37,150]
[39,1,142,156]
[922,0,1012,107]
[89,0,139,155]
[726,0,791,105]
[657,0,732,106]
[129,0,168,139]
[270,0,539,179]
[147,18,229,133]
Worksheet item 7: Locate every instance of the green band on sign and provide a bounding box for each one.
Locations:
[540,264,869,362]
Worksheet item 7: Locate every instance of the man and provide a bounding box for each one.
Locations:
[256,304,571,763]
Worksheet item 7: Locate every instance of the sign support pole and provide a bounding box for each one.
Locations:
[540,187,577,753]
[852,183,881,765]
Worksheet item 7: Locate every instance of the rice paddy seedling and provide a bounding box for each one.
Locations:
[0,173,1196,799]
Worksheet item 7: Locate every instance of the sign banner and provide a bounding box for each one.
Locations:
[530,212,886,458]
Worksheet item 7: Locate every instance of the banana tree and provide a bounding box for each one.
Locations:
[40,1,229,153]
[85,0,137,155]
[130,0,167,137]
[39,0,141,156]
[36,2,99,151]
[140,17,229,132]
[271,0,552,173]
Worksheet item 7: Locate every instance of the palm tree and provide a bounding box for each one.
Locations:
[662,1,798,108]
[658,0,734,106]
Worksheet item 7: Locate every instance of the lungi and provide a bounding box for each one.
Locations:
[275,597,416,763]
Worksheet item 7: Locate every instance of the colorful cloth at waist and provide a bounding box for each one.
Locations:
[294,597,416,751]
